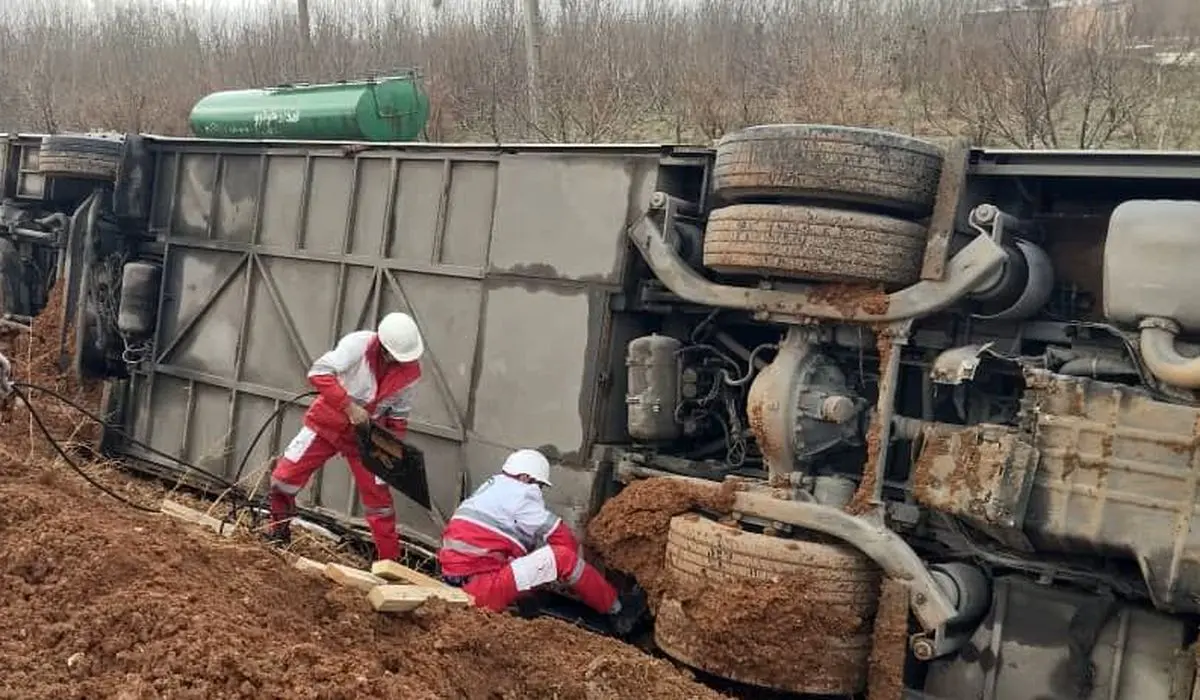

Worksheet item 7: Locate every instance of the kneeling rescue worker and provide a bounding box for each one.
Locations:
[266,312,423,561]
[438,448,645,634]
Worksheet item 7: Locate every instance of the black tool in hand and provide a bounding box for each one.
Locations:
[355,422,432,510]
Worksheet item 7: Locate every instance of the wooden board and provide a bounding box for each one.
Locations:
[324,563,387,592]
[371,559,448,589]
[160,500,234,538]
[367,584,472,613]
[292,556,327,575]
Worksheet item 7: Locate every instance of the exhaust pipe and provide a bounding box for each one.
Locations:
[1139,318,1200,389]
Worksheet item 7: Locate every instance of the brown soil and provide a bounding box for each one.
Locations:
[0,469,725,700]
[591,481,881,695]
[586,477,737,610]
[655,576,872,694]
[0,291,728,700]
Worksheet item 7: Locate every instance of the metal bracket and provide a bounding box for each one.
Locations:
[633,194,1007,324]
[615,462,959,631]
[920,138,971,282]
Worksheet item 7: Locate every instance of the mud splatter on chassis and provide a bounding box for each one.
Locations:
[805,283,890,318]
[845,328,894,516]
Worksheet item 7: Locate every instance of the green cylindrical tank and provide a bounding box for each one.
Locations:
[188,74,429,142]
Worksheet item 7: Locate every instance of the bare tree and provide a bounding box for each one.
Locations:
[433,0,543,132]
[1,0,1198,148]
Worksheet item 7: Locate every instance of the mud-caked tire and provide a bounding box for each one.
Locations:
[654,513,882,695]
[712,124,944,218]
[703,203,927,286]
[39,134,125,181]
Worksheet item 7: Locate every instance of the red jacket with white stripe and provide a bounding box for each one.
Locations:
[438,473,579,578]
[303,330,421,451]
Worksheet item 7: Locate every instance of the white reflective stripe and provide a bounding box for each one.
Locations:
[283,427,318,463]
[364,505,394,517]
[511,546,558,592]
[453,515,528,553]
[270,478,304,495]
[565,556,586,585]
[442,537,505,559]
[457,505,536,549]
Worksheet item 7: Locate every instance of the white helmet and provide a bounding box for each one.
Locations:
[501,448,552,487]
[377,312,424,362]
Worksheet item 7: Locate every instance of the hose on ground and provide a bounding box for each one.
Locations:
[10,384,160,513]
[7,377,411,561]
[7,380,313,531]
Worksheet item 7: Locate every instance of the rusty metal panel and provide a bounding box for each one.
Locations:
[1023,369,1200,613]
[912,423,1038,551]
[119,139,669,544]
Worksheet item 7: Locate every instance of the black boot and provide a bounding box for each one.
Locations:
[263,521,292,548]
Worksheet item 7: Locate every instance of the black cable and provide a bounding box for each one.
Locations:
[229,390,317,485]
[13,381,237,490]
[11,385,159,513]
[13,380,373,549]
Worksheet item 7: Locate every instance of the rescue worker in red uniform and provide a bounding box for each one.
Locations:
[266,312,424,561]
[438,448,645,634]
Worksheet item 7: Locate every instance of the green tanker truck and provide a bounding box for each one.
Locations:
[188,73,430,142]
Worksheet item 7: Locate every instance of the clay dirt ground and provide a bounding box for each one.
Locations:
[0,298,726,700]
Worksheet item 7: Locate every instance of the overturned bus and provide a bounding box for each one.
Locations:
[2,120,1200,699]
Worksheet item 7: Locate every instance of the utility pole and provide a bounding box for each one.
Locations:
[521,0,543,127]
[432,0,542,128]
[298,0,313,66]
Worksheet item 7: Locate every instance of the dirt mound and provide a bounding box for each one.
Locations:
[590,478,887,695]
[0,288,726,700]
[0,286,103,469]
[586,477,736,609]
[0,466,725,700]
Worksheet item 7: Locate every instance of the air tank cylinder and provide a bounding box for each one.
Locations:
[116,261,162,338]
[626,334,682,442]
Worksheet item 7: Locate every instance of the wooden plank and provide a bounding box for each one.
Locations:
[292,556,327,575]
[370,559,449,589]
[160,499,234,538]
[367,584,472,613]
[324,563,387,592]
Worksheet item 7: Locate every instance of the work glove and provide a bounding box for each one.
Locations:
[608,585,648,638]
[345,403,370,426]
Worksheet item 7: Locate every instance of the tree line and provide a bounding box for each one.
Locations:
[0,0,1197,148]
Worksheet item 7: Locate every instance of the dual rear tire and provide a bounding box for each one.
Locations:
[656,513,882,695]
[702,124,945,287]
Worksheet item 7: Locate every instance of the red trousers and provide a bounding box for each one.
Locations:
[268,426,401,560]
[457,544,618,614]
